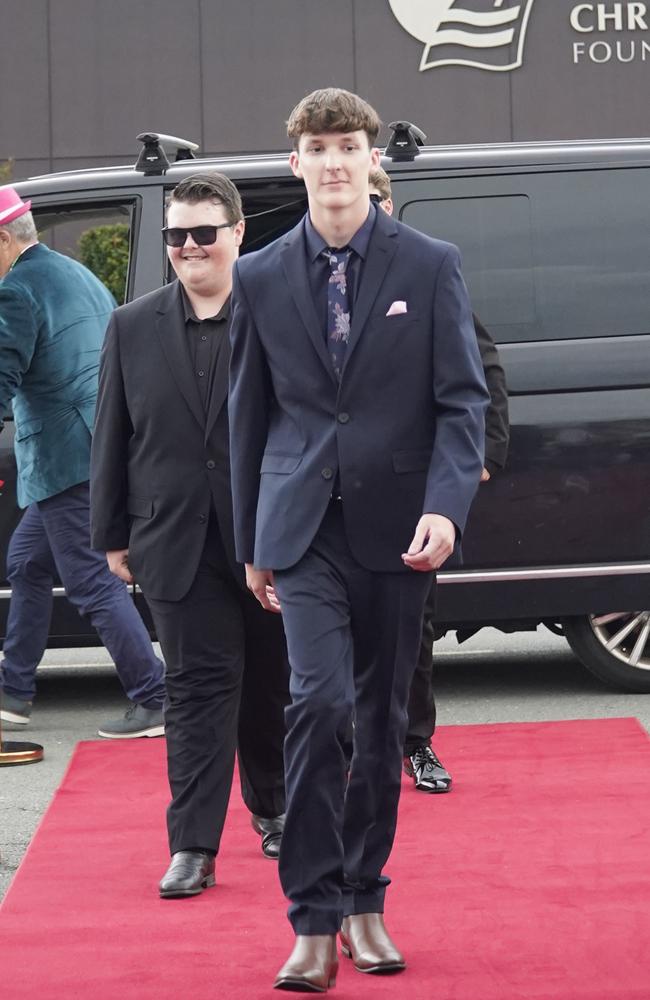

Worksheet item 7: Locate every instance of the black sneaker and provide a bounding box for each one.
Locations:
[97,703,165,739]
[403,744,452,793]
[0,692,32,726]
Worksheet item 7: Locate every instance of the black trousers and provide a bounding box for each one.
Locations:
[273,501,433,935]
[404,580,438,756]
[145,516,289,856]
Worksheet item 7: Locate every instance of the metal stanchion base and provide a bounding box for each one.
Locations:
[0,741,44,766]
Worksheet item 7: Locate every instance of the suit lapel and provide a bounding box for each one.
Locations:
[281,221,339,387]
[342,211,399,376]
[155,282,205,431]
[204,329,230,442]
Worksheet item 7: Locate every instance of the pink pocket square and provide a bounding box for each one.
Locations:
[386,300,408,316]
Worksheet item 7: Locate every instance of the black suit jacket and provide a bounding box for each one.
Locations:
[90,280,240,602]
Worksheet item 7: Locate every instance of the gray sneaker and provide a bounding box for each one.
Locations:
[403,744,452,793]
[97,703,165,739]
[0,692,32,726]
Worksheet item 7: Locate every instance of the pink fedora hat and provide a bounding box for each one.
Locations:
[0,186,32,226]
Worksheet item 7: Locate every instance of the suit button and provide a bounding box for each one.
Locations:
[198,514,207,524]
[337,412,350,424]
[321,467,333,480]
[206,459,216,470]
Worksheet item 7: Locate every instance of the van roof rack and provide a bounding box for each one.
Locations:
[135,132,200,175]
[385,121,427,162]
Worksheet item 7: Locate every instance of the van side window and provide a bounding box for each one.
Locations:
[401,194,534,337]
[530,169,650,343]
[399,168,650,344]
[239,182,307,254]
[32,201,134,305]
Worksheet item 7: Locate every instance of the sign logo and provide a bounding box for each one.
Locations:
[569,2,650,66]
[388,0,537,72]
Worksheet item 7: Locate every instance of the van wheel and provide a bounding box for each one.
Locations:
[563,612,650,693]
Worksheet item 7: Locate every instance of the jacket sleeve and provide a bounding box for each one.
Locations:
[228,262,272,565]
[89,312,133,551]
[0,281,39,418]
[424,246,490,535]
[473,314,510,474]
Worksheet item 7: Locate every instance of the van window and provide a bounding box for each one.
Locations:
[240,182,307,254]
[399,168,650,344]
[401,194,534,331]
[32,201,134,305]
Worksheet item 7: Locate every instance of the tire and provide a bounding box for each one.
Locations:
[563,612,650,693]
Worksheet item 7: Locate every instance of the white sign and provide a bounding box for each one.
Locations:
[388,0,537,72]
[569,3,650,64]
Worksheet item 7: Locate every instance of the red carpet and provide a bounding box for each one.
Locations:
[2,718,650,999]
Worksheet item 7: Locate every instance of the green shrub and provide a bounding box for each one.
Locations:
[78,223,130,304]
[0,159,14,182]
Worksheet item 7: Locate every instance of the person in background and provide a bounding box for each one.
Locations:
[90,173,289,896]
[0,185,165,739]
[369,165,510,793]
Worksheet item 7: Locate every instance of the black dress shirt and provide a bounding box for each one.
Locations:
[181,287,230,414]
[303,203,377,341]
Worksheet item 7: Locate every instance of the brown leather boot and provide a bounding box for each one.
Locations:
[273,934,338,992]
[340,913,406,973]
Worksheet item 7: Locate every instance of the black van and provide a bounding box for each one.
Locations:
[5,133,650,691]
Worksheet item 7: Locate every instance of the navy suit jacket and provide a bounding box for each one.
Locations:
[228,208,489,573]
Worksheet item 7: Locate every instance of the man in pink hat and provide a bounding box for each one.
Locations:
[0,185,166,738]
[0,187,33,228]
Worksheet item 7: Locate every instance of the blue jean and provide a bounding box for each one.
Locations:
[0,481,165,707]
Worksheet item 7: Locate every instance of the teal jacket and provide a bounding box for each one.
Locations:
[0,243,115,507]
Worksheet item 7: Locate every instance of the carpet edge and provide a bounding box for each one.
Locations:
[0,740,88,913]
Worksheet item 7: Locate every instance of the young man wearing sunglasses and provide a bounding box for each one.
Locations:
[90,173,290,895]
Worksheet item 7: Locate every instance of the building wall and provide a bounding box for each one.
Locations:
[3,1,650,181]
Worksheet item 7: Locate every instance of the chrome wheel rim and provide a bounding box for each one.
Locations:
[589,611,650,671]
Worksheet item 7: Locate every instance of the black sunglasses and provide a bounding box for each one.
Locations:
[161,222,233,247]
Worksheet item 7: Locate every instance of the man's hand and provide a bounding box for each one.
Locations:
[402,514,456,571]
[106,548,134,584]
[245,563,282,613]
[480,467,491,482]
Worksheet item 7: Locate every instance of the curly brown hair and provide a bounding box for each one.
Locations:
[287,88,381,148]
[369,166,391,202]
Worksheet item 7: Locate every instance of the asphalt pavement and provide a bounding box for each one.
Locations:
[1,629,648,901]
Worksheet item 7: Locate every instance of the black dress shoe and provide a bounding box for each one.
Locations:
[273,934,338,992]
[340,913,406,973]
[251,813,285,859]
[159,850,216,898]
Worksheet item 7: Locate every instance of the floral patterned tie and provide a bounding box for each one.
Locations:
[324,247,352,380]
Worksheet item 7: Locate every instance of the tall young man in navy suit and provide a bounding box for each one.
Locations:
[228,89,489,992]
